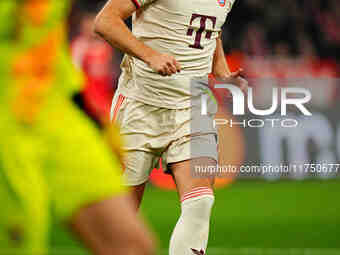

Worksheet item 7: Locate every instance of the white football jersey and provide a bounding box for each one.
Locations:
[117,0,236,108]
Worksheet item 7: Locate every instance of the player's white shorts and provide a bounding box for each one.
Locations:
[111,90,218,186]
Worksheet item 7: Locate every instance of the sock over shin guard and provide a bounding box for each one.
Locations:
[169,187,215,255]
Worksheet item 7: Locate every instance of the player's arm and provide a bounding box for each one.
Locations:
[71,194,156,255]
[212,36,232,78]
[94,0,180,76]
[212,35,248,93]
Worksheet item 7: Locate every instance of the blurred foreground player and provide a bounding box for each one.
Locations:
[95,0,247,254]
[0,0,154,254]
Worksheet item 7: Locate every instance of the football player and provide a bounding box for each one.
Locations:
[94,0,247,254]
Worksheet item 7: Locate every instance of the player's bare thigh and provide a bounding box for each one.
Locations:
[130,183,146,211]
[169,157,216,198]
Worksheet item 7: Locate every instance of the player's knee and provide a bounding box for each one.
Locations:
[193,195,215,220]
[181,190,215,221]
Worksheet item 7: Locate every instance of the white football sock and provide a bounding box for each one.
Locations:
[169,187,215,255]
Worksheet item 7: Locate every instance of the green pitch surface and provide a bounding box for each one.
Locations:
[52,179,340,254]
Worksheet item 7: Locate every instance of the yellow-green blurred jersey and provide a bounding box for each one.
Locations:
[0,0,16,103]
[9,0,83,123]
[0,98,126,254]
[0,0,16,41]
[0,131,50,254]
[0,0,126,254]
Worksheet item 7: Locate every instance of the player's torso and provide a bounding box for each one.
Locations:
[119,0,236,108]
[132,0,235,73]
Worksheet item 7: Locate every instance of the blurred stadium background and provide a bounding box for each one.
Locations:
[3,0,340,254]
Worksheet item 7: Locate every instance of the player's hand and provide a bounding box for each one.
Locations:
[220,68,248,94]
[146,52,181,76]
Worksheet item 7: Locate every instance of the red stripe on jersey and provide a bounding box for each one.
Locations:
[112,94,125,122]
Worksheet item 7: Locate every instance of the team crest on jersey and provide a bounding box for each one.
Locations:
[217,0,226,7]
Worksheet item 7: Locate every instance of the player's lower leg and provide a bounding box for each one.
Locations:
[169,187,214,255]
[169,158,216,255]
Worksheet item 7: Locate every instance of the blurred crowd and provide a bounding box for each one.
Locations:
[224,0,340,108]
[68,0,340,120]
[226,0,340,60]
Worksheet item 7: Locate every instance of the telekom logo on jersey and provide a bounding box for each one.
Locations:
[187,14,216,49]
[186,0,235,49]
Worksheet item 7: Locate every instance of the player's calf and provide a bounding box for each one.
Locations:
[169,187,215,255]
[169,158,216,255]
